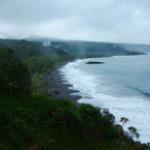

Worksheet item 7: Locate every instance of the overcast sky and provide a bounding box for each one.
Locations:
[0,0,150,44]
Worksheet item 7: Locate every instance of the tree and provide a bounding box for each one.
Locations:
[120,117,129,127]
[128,127,140,139]
[0,48,31,97]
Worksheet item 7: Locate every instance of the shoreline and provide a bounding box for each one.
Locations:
[43,53,147,103]
[44,61,82,102]
[44,55,150,143]
[43,54,144,102]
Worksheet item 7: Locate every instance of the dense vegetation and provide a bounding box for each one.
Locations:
[0,49,31,97]
[0,39,71,94]
[0,39,149,149]
[0,96,149,150]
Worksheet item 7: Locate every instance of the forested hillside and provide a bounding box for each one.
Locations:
[0,39,149,150]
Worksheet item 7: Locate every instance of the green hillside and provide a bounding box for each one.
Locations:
[0,40,149,150]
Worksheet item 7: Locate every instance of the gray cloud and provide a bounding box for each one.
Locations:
[0,0,150,44]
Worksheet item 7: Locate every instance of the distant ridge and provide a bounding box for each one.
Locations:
[0,36,149,57]
[120,43,150,53]
[25,35,64,42]
[24,35,150,54]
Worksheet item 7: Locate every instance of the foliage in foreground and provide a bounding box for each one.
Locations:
[0,96,149,150]
[0,47,70,95]
[0,49,31,97]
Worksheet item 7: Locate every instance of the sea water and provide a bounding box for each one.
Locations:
[60,54,150,143]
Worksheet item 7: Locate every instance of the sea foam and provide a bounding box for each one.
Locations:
[60,56,150,143]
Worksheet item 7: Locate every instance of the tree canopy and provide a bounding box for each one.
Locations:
[0,48,31,97]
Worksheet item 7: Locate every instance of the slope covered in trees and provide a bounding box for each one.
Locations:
[0,39,149,149]
[0,96,149,150]
[0,49,31,97]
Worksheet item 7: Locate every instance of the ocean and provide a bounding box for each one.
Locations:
[60,54,150,143]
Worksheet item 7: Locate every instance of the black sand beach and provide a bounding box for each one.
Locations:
[44,62,82,102]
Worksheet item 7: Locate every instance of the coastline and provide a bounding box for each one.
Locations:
[44,61,81,102]
[43,53,146,103]
[44,54,150,143]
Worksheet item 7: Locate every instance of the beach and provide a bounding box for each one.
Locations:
[44,62,81,102]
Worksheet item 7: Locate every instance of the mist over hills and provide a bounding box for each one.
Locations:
[120,43,150,53]
[26,36,150,55]
[50,41,145,58]
[0,37,148,61]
